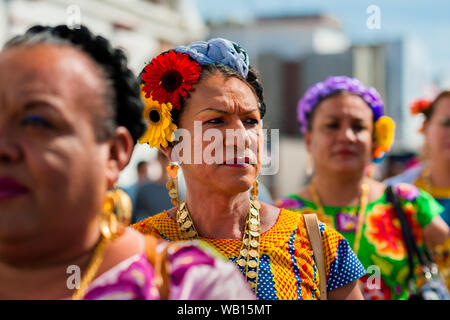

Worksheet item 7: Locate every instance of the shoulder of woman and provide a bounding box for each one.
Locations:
[156,239,255,299]
[391,183,444,227]
[274,194,306,209]
[389,182,422,202]
[383,163,424,186]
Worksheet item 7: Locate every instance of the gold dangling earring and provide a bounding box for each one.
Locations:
[165,162,180,207]
[250,179,261,209]
[306,152,314,176]
[72,187,132,300]
[365,163,375,179]
[100,188,132,240]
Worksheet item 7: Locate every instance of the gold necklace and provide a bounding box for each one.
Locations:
[421,165,433,194]
[309,180,369,254]
[417,165,450,198]
[176,199,261,294]
[72,235,108,300]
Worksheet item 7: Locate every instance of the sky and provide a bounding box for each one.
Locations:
[195,0,450,80]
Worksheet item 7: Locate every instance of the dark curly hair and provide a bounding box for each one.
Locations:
[4,24,146,144]
[139,51,266,128]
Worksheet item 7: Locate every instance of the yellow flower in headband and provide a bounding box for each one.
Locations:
[138,86,177,149]
[374,115,395,150]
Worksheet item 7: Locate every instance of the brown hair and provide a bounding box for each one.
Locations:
[425,90,450,120]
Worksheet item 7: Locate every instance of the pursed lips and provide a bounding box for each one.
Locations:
[332,148,358,156]
[222,157,253,166]
[0,176,29,200]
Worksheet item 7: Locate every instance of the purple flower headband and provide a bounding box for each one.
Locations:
[297,76,385,133]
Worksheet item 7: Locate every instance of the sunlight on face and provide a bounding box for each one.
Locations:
[171,71,263,195]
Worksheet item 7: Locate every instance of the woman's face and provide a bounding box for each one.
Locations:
[306,93,374,175]
[0,44,129,261]
[167,71,262,195]
[424,95,450,161]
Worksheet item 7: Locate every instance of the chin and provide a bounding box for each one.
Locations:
[330,162,366,174]
[0,212,39,242]
[216,173,254,195]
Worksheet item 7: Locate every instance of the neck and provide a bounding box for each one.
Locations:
[0,226,101,299]
[312,169,366,207]
[183,183,250,240]
[427,158,450,188]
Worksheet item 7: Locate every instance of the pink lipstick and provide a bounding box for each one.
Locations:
[223,157,251,167]
[0,176,29,200]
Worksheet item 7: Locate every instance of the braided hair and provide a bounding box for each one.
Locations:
[4,24,146,144]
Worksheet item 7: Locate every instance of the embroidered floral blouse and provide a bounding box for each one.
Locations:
[275,183,444,300]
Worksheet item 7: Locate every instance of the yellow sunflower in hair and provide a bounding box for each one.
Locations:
[138,86,177,149]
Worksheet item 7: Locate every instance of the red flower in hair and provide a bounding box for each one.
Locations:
[410,99,431,115]
[141,51,201,109]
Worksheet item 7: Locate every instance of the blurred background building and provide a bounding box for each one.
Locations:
[1,0,448,201]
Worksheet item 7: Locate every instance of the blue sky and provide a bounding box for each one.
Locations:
[195,0,450,79]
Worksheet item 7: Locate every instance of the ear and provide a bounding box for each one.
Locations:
[160,144,175,162]
[305,131,312,153]
[422,119,429,134]
[105,126,134,188]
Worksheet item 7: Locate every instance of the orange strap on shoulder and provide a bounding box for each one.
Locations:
[303,213,327,300]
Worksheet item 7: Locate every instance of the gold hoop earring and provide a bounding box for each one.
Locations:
[306,152,314,176]
[100,188,132,240]
[166,162,180,207]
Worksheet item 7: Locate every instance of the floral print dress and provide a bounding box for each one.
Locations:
[76,236,255,300]
[275,183,444,300]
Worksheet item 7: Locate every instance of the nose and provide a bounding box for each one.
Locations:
[336,125,357,143]
[0,128,22,163]
[224,119,252,150]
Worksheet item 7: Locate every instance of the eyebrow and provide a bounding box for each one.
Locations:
[21,98,66,119]
[323,115,368,121]
[195,107,259,116]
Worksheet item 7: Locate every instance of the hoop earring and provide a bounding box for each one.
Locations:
[166,162,180,207]
[100,188,132,240]
[306,152,314,176]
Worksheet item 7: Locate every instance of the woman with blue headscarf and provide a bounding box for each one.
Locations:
[132,39,366,300]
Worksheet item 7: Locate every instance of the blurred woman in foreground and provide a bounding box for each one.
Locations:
[0,25,254,300]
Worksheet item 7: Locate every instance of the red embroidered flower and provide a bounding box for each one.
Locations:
[141,51,202,109]
[365,203,422,260]
[359,275,392,300]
